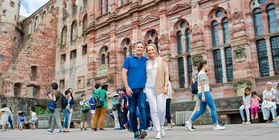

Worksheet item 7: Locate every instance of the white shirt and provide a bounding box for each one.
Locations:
[197,70,210,93]
[263,88,276,100]
[166,81,172,99]
[146,58,158,89]
[242,95,252,106]
[31,112,37,121]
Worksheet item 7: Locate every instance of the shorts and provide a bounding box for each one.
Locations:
[1,114,9,125]
[81,111,90,121]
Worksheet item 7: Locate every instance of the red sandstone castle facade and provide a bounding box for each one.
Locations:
[0,0,278,101]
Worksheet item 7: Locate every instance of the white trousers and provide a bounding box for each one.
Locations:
[146,88,166,131]
[112,110,120,128]
[262,107,277,120]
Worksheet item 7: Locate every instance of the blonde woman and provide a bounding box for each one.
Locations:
[145,44,169,139]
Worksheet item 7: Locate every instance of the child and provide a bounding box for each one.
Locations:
[239,87,252,124]
[17,111,25,131]
[29,107,38,130]
[0,104,11,132]
[80,94,90,131]
[250,91,261,120]
[89,95,95,130]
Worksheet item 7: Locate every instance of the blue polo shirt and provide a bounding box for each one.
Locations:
[123,55,147,89]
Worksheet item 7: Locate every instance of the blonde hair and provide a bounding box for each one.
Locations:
[147,43,158,56]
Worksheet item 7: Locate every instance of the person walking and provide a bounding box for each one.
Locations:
[185,60,225,131]
[63,89,72,132]
[92,84,108,131]
[112,91,120,130]
[122,41,148,139]
[67,88,75,130]
[80,94,90,131]
[47,82,63,133]
[145,44,169,139]
[166,79,175,130]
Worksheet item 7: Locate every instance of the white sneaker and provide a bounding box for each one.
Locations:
[246,121,251,124]
[156,131,162,139]
[185,121,193,131]
[161,127,166,137]
[213,125,225,131]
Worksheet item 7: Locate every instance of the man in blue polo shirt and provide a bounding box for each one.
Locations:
[122,41,148,139]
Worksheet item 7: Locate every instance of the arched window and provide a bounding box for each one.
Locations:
[210,9,233,83]
[34,16,39,30]
[100,46,109,65]
[82,15,88,35]
[267,4,279,33]
[253,8,264,36]
[145,29,159,53]
[61,26,67,46]
[121,38,132,60]
[176,31,183,55]
[71,21,77,42]
[101,54,106,64]
[222,18,230,44]
[211,20,219,47]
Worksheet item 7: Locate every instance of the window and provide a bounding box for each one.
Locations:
[14,83,21,97]
[106,0,109,14]
[100,46,109,65]
[59,79,65,90]
[146,30,159,53]
[225,47,233,81]
[120,0,124,6]
[211,21,219,47]
[215,10,223,18]
[177,31,183,55]
[61,26,67,46]
[77,76,85,89]
[82,15,88,35]
[213,50,223,83]
[61,54,66,63]
[258,0,266,4]
[3,9,6,16]
[121,38,132,60]
[186,30,191,52]
[100,0,103,16]
[71,21,77,42]
[256,39,269,77]
[187,56,193,83]
[253,8,264,36]
[31,66,38,81]
[270,36,279,75]
[222,18,230,44]
[83,0,88,10]
[82,45,87,55]
[101,54,105,64]
[178,57,185,88]
[267,4,279,33]
[70,50,77,59]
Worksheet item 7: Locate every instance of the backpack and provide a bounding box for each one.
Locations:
[60,93,68,109]
[191,81,198,95]
[19,116,25,122]
[48,100,56,113]
[94,91,104,108]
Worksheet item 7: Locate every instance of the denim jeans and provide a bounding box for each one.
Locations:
[127,88,147,132]
[50,108,63,132]
[239,105,250,121]
[166,99,172,123]
[191,92,218,124]
[64,108,70,128]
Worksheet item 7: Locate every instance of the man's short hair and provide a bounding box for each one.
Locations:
[51,82,58,90]
[81,93,86,98]
[95,84,100,89]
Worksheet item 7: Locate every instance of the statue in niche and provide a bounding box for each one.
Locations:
[234,80,252,96]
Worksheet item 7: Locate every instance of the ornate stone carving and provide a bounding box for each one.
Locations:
[233,46,247,63]
[192,55,203,67]
[233,80,252,96]
[96,64,108,77]
[107,74,114,84]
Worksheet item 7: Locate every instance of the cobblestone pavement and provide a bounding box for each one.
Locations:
[1,124,278,140]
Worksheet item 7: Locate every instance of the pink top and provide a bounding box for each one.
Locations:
[251,97,260,107]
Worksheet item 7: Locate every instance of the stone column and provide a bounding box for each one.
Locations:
[220,47,228,83]
[265,37,275,76]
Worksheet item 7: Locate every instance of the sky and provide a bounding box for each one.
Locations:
[20,0,50,17]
